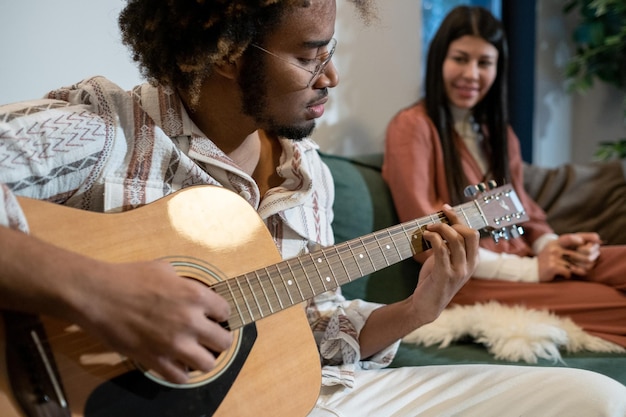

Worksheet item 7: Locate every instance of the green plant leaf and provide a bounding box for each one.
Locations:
[564,0,626,160]
[594,139,626,161]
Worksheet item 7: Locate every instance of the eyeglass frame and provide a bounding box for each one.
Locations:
[250,38,337,88]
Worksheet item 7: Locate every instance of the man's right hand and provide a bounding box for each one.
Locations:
[72,259,233,384]
[0,226,233,385]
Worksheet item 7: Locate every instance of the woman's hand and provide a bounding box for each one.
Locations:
[537,232,601,282]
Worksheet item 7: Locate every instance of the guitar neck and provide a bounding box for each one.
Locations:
[214,201,486,329]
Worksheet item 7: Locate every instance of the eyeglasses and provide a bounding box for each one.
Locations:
[251,38,337,88]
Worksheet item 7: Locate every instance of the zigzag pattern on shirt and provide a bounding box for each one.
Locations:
[4,152,101,193]
[0,101,71,123]
[0,111,106,168]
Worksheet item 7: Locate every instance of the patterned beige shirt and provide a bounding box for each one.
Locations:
[0,76,398,388]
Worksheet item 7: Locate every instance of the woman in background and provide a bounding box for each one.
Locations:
[382,5,626,347]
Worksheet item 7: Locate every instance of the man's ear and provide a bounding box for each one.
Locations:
[213,59,239,80]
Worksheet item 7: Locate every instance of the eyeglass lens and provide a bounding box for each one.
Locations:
[307,38,337,87]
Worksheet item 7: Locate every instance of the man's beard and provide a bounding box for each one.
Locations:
[238,58,315,140]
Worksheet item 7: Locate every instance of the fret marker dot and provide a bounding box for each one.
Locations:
[386,245,391,249]
[287,280,293,286]
[359,254,364,259]
[326,277,331,282]
[317,258,322,263]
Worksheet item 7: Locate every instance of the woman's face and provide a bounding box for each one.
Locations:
[442,35,498,109]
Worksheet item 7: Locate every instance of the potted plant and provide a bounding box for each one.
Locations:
[563,0,626,160]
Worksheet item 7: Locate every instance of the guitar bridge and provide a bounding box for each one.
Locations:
[3,311,70,417]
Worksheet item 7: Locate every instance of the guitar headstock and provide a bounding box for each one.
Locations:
[465,182,529,243]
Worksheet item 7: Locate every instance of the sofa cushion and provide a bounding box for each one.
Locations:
[392,340,626,384]
[320,154,374,245]
[319,153,420,304]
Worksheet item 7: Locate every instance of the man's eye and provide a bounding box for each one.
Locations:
[298,57,318,65]
[299,47,330,65]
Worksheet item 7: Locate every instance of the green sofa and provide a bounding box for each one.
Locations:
[319,152,626,385]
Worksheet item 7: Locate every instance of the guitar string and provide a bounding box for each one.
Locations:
[218,200,498,321]
[220,214,433,322]
[218,210,459,326]
[296,256,316,300]
[220,201,488,323]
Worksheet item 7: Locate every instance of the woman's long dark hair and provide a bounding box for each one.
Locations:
[424,5,510,205]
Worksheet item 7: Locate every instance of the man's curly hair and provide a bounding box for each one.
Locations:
[119,0,375,106]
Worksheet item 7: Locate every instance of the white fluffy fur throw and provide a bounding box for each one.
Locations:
[402,301,625,363]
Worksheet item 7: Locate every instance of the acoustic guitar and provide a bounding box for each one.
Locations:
[0,184,527,417]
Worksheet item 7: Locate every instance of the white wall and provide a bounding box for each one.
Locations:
[312,0,422,155]
[1,0,142,104]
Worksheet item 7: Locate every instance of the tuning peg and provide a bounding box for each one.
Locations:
[509,225,525,239]
[465,181,499,197]
[491,229,501,243]
[490,226,525,243]
[464,185,479,197]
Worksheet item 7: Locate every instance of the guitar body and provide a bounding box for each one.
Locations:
[0,186,321,417]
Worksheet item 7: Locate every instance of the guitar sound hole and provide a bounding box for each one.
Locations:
[137,326,243,389]
[142,368,213,388]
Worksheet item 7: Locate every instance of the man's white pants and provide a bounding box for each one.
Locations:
[309,364,626,417]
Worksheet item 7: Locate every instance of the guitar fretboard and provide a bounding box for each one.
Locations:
[214,202,486,329]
